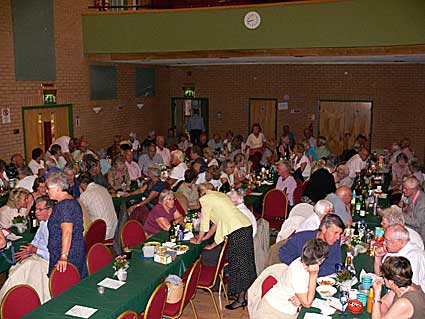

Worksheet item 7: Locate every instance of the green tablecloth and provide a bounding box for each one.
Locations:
[0,228,35,273]
[244,184,275,214]
[0,194,8,207]
[112,193,145,213]
[297,246,374,319]
[23,231,206,319]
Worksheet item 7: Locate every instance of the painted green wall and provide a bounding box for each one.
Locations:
[82,0,425,54]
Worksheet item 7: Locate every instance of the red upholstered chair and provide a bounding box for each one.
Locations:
[120,220,146,248]
[262,189,288,229]
[163,259,202,319]
[141,283,168,319]
[86,243,113,275]
[49,262,80,297]
[116,310,138,319]
[261,275,278,297]
[197,238,229,318]
[85,219,106,253]
[0,284,41,318]
[174,198,186,217]
[292,178,304,205]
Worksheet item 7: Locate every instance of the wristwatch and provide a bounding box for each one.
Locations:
[373,299,382,304]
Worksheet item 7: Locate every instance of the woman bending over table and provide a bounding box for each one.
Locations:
[372,256,425,319]
[143,190,183,237]
[190,183,257,310]
[46,172,87,278]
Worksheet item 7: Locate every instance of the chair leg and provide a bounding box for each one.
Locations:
[190,299,198,319]
[206,287,222,319]
[219,273,229,303]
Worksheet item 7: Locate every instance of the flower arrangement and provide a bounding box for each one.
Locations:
[12,216,26,225]
[113,255,129,272]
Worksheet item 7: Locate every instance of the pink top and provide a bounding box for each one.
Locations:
[276,175,297,206]
[144,204,176,235]
[125,161,141,181]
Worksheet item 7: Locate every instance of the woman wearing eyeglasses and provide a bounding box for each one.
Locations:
[46,172,87,278]
[143,189,183,237]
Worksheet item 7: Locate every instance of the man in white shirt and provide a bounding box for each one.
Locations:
[49,136,79,164]
[346,148,369,178]
[78,173,118,240]
[168,150,188,189]
[138,143,163,176]
[275,160,297,207]
[374,224,425,292]
[156,136,171,167]
[28,148,45,176]
[0,196,53,303]
[124,149,141,181]
[16,167,37,192]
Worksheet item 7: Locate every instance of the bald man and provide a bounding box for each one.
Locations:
[403,177,425,242]
[346,147,369,178]
[374,224,425,292]
[325,186,352,226]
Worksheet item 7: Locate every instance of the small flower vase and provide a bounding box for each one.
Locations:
[192,218,200,233]
[16,223,27,234]
[116,268,127,282]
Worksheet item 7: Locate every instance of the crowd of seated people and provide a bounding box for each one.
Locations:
[1,123,425,315]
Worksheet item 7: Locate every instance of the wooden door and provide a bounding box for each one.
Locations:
[249,99,277,140]
[319,101,372,156]
[23,105,72,161]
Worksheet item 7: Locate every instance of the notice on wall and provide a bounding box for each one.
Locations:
[278,102,288,110]
[1,108,11,124]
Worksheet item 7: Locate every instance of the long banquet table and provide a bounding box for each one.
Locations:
[23,231,206,318]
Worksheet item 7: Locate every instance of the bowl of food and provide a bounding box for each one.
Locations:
[173,245,189,255]
[317,277,336,286]
[316,285,337,299]
[144,241,161,247]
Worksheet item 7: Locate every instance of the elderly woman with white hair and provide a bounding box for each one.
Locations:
[227,190,257,237]
[379,205,424,250]
[334,164,353,188]
[46,172,87,278]
[168,149,188,189]
[143,189,183,237]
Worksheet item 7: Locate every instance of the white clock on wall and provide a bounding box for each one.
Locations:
[244,11,261,30]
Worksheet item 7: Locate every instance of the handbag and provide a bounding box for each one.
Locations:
[165,275,184,303]
[0,240,16,265]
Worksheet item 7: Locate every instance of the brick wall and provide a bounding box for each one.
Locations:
[161,64,425,161]
[0,0,165,162]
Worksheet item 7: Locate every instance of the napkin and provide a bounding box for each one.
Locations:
[303,313,332,319]
[311,298,336,315]
[65,305,98,318]
[97,278,126,289]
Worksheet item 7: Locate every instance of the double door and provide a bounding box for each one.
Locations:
[22,105,73,161]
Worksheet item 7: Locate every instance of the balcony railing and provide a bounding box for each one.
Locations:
[88,0,309,11]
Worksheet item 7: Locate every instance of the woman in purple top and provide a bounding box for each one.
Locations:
[144,190,183,236]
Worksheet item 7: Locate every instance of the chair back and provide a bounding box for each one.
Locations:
[262,189,288,229]
[199,238,229,288]
[292,178,304,205]
[261,275,278,297]
[143,283,168,319]
[86,243,113,275]
[182,259,202,308]
[174,198,186,217]
[117,310,138,319]
[49,262,80,297]
[0,284,41,319]
[85,219,106,253]
[120,220,146,248]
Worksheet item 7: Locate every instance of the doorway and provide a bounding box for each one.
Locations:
[171,97,209,137]
[249,98,277,140]
[318,100,372,156]
[22,104,73,161]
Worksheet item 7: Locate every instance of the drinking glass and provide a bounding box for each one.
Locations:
[339,289,349,316]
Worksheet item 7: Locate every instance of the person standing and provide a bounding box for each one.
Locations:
[188,108,205,145]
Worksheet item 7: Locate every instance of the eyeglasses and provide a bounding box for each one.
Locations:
[47,184,57,190]
[383,237,398,244]
[36,207,51,211]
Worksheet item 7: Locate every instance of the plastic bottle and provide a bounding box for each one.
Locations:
[366,288,374,313]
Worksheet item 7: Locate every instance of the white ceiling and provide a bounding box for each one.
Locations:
[112,54,425,66]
